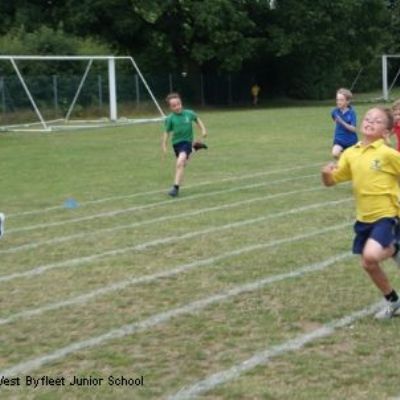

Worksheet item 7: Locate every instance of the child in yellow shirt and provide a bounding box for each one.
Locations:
[322,106,400,319]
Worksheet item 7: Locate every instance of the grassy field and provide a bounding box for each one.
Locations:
[1,103,400,399]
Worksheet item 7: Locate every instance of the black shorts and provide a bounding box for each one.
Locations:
[173,141,193,158]
[352,217,399,254]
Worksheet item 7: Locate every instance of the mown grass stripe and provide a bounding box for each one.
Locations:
[0,199,351,284]
[8,162,323,218]
[0,252,352,377]
[0,234,351,325]
[8,174,318,234]
[0,185,334,255]
[168,302,383,400]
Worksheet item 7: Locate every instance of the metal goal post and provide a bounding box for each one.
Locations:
[0,55,165,132]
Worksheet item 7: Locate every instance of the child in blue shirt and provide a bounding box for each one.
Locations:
[331,88,357,159]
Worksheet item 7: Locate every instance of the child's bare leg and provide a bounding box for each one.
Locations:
[331,144,343,159]
[174,152,188,186]
[361,238,395,295]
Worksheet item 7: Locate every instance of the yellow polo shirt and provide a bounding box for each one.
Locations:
[332,139,400,223]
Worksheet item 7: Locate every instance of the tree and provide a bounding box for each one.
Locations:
[247,0,391,98]
[0,0,395,99]
[0,25,112,75]
[128,0,258,73]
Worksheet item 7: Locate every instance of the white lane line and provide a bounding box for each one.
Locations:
[0,200,351,284]
[0,230,352,326]
[168,302,383,400]
[9,163,323,218]
[0,252,352,377]
[8,174,318,234]
[0,185,334,255]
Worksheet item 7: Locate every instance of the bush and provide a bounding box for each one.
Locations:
[0,25,112,75]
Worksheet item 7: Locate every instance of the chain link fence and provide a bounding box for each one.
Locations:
[0,71,260,125]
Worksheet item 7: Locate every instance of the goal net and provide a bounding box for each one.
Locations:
[0,55,165,132]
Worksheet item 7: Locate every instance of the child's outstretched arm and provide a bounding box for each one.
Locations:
[196,117,207,138]
[161,132,169,154]
[321,162,337,187]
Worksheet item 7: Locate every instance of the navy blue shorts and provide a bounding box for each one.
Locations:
[333,139,356,150]
[352,217,399,254]
[173,141,192,158]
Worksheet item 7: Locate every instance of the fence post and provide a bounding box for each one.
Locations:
[53,75,58,116]
[0,77,5,114]
[200,73,205,106]
[135,74,140,106]
[228,74,232,105]
[98,75,103,108]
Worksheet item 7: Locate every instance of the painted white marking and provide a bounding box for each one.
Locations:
[0,237,352,326]
[0,252,353,376]
[169,302,383,400]
[0,200,351,283]
[9,163,323,218]
[8,174,318,234]
[0,185,338,255]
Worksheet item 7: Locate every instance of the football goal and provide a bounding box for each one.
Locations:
[0,55,165,132]
[382,54,400,101]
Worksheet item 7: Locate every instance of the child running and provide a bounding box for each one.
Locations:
[162,93,208,197]
[322,106,400,319]
[330,88,358,159]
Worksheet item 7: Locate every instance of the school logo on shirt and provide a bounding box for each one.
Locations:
[371,159,381,171]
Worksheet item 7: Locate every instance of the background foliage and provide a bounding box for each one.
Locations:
[0,0,398,99]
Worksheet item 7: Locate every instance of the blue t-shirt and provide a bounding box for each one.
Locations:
[331,105,357,148]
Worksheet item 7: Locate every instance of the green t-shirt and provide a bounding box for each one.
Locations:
[164,109,198,145]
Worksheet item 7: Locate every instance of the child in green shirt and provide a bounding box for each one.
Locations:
[162,93,207,197]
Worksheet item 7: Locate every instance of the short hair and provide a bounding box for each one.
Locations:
[336,88,353,101]
[392,99,400,111]
[165,92,181,104]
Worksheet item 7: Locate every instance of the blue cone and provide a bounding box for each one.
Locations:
[64,198,79,209]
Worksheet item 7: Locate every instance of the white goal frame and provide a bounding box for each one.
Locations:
[0,55,165,132]
[382,54,400,101]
